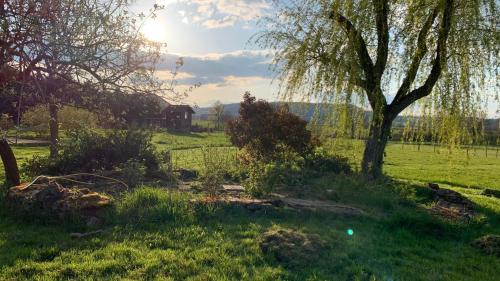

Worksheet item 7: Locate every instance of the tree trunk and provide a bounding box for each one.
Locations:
[49,103,59,158]
[361,112,393,178]
[0,139,20,186]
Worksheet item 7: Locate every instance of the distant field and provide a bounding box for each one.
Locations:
[326,139,500,190]
[1,132,500,190]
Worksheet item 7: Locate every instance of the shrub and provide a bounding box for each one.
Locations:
[305,148,352,175]
[199,147,232,195]
[226,92,316,163]
[0,113,14,132]
[116,159,146,188]
[22,128,159,176]
[242,147,351,196]
[243,161,281,197]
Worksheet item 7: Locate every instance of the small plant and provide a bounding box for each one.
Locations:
[156,150,177,185]
[243,161,281,197]
[199,147,228,195]
[116,159,146,188]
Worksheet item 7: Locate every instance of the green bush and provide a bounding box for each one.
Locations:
[243,161,283,197]
[199,147,235,195]
[305,148,352,175]
[243,146,352,196]
[115,187,193,225]
[22,128,159,176]
[116,159,146,188]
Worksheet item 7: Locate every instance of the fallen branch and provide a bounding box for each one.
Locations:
[70,229,105,239]
[20,173,129,191]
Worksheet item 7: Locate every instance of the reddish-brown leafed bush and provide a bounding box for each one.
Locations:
[226,92,316,162]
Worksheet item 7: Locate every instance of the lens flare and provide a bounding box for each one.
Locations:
[347,229,354,236]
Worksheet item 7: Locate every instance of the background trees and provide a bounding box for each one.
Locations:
[210,101,226,130]
[256,0,498,178]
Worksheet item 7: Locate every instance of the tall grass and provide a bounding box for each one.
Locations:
[115,187,194,225]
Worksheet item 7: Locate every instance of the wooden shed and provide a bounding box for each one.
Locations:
[162,105,195,132]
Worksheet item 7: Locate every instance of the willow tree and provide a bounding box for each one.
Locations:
[257,0,498,177]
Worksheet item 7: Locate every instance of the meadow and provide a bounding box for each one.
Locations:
[0,131,499,280]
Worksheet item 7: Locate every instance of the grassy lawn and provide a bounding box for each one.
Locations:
[0,132,499,280]
[0,179,499,280]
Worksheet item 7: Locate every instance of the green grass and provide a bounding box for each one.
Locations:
[0,132,499,280]
[152,131,231,151]
[327,139,500,190]
[1,181,499,280]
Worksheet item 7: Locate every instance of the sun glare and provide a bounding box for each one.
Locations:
[142,19,168,43]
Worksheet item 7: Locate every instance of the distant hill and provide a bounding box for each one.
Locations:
[194,102,499,132]
[194,102,364,122]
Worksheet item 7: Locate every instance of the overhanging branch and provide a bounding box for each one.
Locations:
[329,8,374,89]
[373,0,389,79]
[390,0,454,115]
[392,7,438,105]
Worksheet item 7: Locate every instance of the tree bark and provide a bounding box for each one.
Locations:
[361,111,393,178]
[0,139,20,186]
[49,103,59,158]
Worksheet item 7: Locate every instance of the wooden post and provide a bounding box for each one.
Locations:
[0,139,20,186]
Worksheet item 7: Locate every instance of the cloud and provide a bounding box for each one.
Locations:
[157,50,274,86]
[160,0,270,29]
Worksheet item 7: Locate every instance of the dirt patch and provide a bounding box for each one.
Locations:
[259,228,326,267]
[6,180,111,225]
[471,235,500,256]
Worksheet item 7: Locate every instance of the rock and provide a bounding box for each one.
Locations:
[222,185,245,193]
[471,235,500,256]
[482,189,500,199]
[259,228,326,267]
[428,183,440,190]
[190,196,282,212]
[6,180,112,220]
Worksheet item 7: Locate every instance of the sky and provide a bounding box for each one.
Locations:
[130,0,498,117]
[131,0,278,107]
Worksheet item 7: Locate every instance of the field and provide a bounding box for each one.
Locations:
[1,131,499,280]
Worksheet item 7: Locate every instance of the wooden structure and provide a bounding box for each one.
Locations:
[162,105,195,132]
